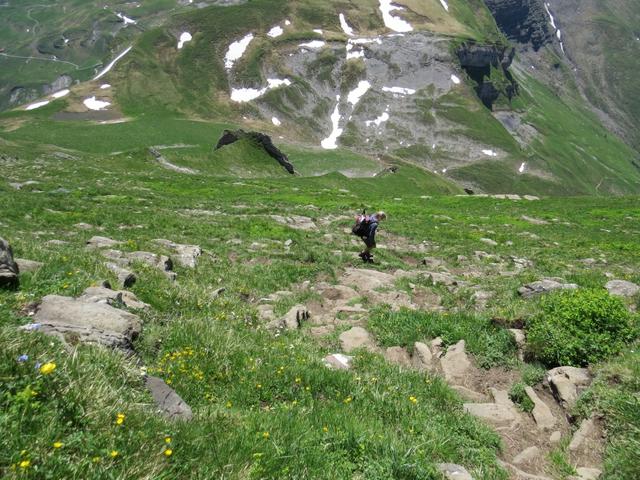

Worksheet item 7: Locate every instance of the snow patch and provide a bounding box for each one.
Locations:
[347,80,371,106]
[365,111,389,127]
[321,96,343,150]
[313,29,323,35]
[224,33,254,70]
[379,0,413,33]
[382,86,416,95]
[25,100,49,110]
[482,149,498,157]
[299,40,325,49]
[51,89,70,99]
[272,117,281,126]
[93,46,133,80]
[83,96,111,111]
[339,13,355,36]
[116,13,137,25]
[100,84,111,89]
[518,162,526,174]
[439,0,449,12]
[450,74,461,84]
[230,78,292,103]
[177,32,192,49]
[285,19,291,26]
[267,25,284,38]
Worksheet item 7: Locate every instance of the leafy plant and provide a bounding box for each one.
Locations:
[508,382,534,413]
[527,289,636,367]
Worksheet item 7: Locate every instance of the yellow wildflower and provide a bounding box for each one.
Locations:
[110,450,119,458]
[115,413,125,425]
[256,384,262,389]
[53,441,64,449]
[343,396,352,404]
[40,362,56,375]
[92,456,102,463]
[262,431,270,439]
[409,396,418,404]
[164,449,173,457]
[165,436,172,444]
[226,401,232,408]
[19,460,30,469]
[322,426,328,433]
[295,377,301,383]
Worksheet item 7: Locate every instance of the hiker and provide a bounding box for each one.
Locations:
[352,211,386,263]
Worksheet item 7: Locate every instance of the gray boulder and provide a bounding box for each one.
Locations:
[15,258,43,273]
[441,340,471,383]
[384,346,411,367]
[145,376,193,421]
[153,239,202,268]
[547,366,591,409]
[80,286,149,310]
[323,353,353,370]
[86,236,123,249]
[267,305,309,331]
[605,280,639,298]
[339,327,378,353]
[518,279,578,298]
[0,238,19,288]
[24,294,142,352]
[437,463,474,480]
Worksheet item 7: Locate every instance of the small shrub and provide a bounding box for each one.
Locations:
[521,362,546,386]
[508,382,534,413]
[527,289,636,368]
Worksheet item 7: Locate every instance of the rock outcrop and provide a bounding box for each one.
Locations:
[605,280,639,298]
[547,366,591,410]
[518,278,578,298]
[0,238,19,288]
[215,129,295,174]
[483,0,553,50]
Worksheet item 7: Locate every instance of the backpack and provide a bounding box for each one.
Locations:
[351,211,370,237]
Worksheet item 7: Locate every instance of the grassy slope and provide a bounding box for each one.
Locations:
[0,138,638,478]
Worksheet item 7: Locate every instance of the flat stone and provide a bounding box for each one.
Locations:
[428,272,458,286]
[44,239,69,246]
[513,446,541,465]
[569,417,596,452]
[464,403,518,427]
[270,214,316,231]
[605,280,639,298]
[411,342,434,371]
[480,238,498,247]
[15,258,44,273]
[74,222,93,230]
[319,284,358,301]
[267,305,309,331]
[104,262,137,288]
[340,268,397,292]
[518,279,579,298]
[547,366,591,409]
[26,294,142,351]
[436,463,474,480]
[499,460,553,480]
[145,375,192,421]
[549,431,562,444]
[80,286,149,310]
[525,386,556,430]
[384,346,411,367]
[521,215,549,225]
[153,239,201,268]
[452,385,487,402]
[509,329,526,360]
[441,340,471,383]
[339,327,378,353]
[86,236,122,249]
[570,467,602,480]
[323,353,353,370]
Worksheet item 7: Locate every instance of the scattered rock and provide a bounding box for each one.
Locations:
[605,280,639,298]
[508,329,526,360]
[80,286,149,310]
[472,290,493,309]
[427,271,458,286]
[267,305,310,331]
[153,239,202,268]
[441,340,471,383]
[569,467,602,480]
[340,268,397,292]
[44,239,68,246]
[513,446,541,465]
[86,236,123,249]
[270,214,316,231]
[104,262,137,288]
[499,460,553,480]
[480,238,498,247]
[15,258,43,273]
[74,222,93,230]
[451,385,487,402]
[211,287,226,298]
[323,353,353,370]
[463,402,518,427]
[411,342,434,371]
[384,346,411,367]
[525,386,556,430]
[569,417,596,452]
[518,279,578,298]
[521,215,548,225]
[549,431,562,444]
[9,180,39,190]
[26,294,142,352]
[339,327,378,353]
[144,375,193,421]
[547,367,591,410]
[0,237,19,288]
[437,463,474,480]
[512,256,533,269]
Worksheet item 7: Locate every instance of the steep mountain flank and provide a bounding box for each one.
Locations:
[483,0,552,51]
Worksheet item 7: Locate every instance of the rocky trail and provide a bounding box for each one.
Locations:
[2,218,638,479]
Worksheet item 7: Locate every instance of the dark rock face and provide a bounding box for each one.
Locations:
[0,238,19,289]
[456,43,518,110]
[215,129,295,174]
[483,0,553,51]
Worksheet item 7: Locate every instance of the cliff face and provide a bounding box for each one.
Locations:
[483,0,552,50]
